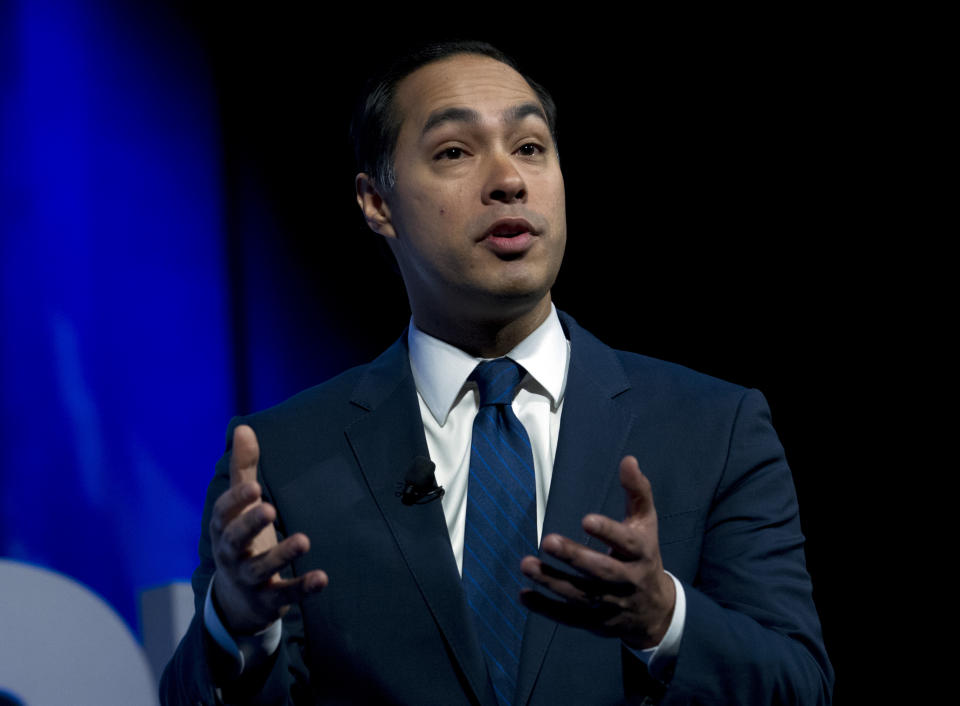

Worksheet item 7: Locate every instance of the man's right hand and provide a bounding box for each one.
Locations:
[209,424,328,635]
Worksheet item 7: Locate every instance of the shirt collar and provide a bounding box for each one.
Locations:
[408,304,569,426]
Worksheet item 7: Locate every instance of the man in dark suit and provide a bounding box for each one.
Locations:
[161,41,832,704]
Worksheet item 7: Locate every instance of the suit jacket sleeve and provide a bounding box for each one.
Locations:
[160,417,313,706]
[659,389,833,705]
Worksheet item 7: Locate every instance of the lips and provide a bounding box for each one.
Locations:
[483,218,536,239]
[481,218,537,256]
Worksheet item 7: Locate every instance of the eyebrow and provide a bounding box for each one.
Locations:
[421,107,480,136]
[503,102,548,126]
[420,102,549,138]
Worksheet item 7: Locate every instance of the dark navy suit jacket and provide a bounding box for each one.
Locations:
[161,312,833,705]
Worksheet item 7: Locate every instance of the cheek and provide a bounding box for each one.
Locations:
[553,177,566,211]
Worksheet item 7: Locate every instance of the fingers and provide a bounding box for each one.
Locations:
[218,502,276,563]
[518,456,671,646]
[210,426,329,632]
[619,455,654,522]
[522,553,632,603]
[218,525,316,589]
[230,424,260,488]
[210,479,262,540]
[215,505,313,580]
[567,456,657,560]
[582,512,654,561]
[520,588,620,628]
[240,532,310,585]
[537,534,634,587]
[213,564,328,634]
[212,424,266,552]
[268,569,329,607]
[521,555,590,602]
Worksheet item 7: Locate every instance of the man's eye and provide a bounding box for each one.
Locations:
[436,147,464,160]
[517,143,543,157]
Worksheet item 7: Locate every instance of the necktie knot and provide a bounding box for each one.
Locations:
[470,358,523,407]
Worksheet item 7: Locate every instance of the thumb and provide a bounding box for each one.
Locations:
[229,424,260,488]
[620,455,654,521]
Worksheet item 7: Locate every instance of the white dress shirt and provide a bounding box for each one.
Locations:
[205,304,684,679]
[408,305,568,574]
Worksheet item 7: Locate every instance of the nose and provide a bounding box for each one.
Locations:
[482,153,526,204]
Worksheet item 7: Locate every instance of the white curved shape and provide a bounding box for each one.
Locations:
[0,559,157,706]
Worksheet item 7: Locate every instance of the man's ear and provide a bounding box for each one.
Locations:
[355,173,397,239]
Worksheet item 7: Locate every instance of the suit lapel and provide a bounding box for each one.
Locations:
[344,334,495,706]
[515,314,635,706]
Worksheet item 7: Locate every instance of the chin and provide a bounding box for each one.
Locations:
[472,283,552,319]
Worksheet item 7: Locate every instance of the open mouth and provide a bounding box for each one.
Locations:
[485,219,534,238]
[482,219,536,256]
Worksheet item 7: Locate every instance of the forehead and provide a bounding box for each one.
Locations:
[393,54,542,134]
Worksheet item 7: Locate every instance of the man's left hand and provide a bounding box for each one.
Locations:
[520,455,676,649]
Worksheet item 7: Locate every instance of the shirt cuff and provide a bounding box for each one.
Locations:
[624,571,686,682]
[203,574,282,674]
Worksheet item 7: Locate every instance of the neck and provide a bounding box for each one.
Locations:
[412,296,552,359]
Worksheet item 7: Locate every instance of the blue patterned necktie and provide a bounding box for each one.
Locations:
[463,358,538,706]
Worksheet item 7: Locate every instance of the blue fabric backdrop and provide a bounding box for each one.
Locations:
[1,0,235,635]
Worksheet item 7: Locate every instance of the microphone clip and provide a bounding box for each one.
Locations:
[396,456,444,506]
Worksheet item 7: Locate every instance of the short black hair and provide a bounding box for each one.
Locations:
[351,40,558,191]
